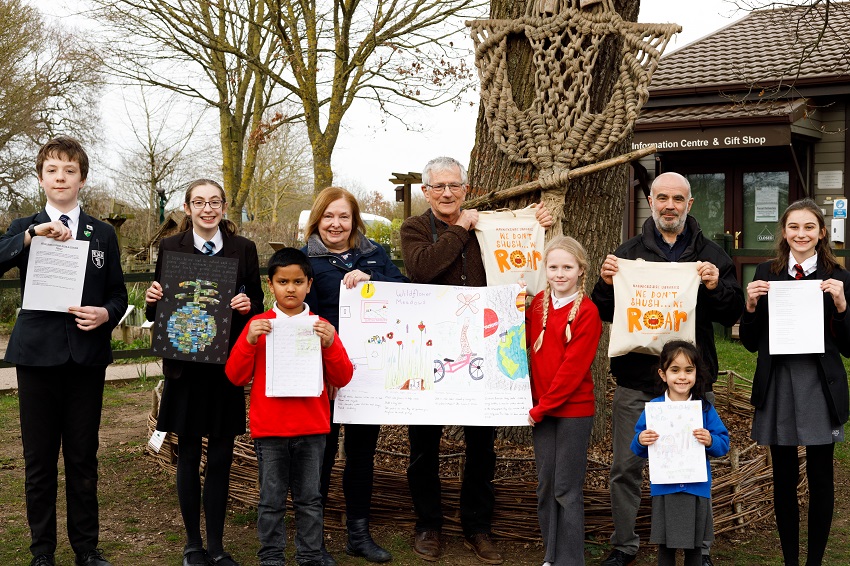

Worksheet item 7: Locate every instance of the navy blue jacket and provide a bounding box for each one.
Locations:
[303,233,408,330]
[591,216,744,393]
[631,395,729,498]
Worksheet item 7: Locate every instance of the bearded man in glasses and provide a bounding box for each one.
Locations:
[399,156,551,564]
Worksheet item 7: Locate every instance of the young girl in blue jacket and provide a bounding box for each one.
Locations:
[631,340,729,566]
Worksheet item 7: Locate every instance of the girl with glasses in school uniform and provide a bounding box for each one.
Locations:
[145,179,264,566]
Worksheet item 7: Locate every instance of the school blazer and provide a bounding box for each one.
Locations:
[739,260,850,427]
[0,209,128,367]
[145,229,264,379]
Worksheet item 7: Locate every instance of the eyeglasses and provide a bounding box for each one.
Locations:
[190,199,225,209]
[425,183,466,194]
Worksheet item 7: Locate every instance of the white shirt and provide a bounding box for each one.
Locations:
[787,251,818,278]
[192,228,224,255]
[664,390,693,402]
[44,203,81,236]
[272,302,310,318]
[552,290,579,310]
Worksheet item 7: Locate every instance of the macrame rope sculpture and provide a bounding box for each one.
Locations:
[467,0,681,231]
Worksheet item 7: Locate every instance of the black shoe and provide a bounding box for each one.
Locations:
[75,549,112,566]
[702,556,714,566]
[208,552,240,566]
[30,556,55,566]
[321,543,338,566]
[183,547,209,566]
[345,518,392,563]
[601,549,636,566]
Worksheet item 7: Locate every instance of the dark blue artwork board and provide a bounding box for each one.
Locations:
[151,251,239,364]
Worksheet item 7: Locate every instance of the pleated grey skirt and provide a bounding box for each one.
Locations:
[649,492,713,549]
[751,355,844,446]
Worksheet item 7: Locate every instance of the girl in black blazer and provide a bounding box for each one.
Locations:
[739,198,850,566]
[145,179,264,566]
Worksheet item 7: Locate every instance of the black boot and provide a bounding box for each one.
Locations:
[320,542,337,566]
[345,518,392,563]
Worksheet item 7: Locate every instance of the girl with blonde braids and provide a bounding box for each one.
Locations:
[526,235,603,566]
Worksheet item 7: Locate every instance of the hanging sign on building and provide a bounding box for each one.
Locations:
[755,186,779,222]
[834,198,848,220]
[632,125,791,152]
[818,171,844,190]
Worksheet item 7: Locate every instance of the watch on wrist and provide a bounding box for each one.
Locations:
[27,224,37,239]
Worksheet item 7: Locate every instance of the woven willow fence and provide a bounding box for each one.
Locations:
[146,371,806,542]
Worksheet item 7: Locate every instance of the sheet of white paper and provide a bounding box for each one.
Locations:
[147,430,167,453]
[768,280,824,355]
[22,236,90,312]
[265,315,323,397]
[646,400,707,485]
[334,281,532,426]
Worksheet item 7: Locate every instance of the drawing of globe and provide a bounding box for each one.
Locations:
[166,303,217,353]
[497,324,528,380]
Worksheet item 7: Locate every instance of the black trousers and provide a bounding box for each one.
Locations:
[17,362,106,557]
[320,401,381,520]
[407,424,496,537]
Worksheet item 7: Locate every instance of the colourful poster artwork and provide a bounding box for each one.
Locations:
[151,251,238,364]
[335,281,532,426]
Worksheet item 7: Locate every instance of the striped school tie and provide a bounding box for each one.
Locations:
[59,214,70,228]
[203,241,216,255]
[794,264,804,280]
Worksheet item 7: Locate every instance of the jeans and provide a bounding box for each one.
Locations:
[407,424,496,536]
[255,435,325,565]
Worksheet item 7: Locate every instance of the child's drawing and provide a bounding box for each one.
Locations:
[645,401,708,484]
[336,281,532,426]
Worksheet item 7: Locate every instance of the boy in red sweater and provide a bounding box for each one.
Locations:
[226,248,353,566]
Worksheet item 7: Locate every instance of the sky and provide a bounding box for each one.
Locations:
[45,1,766,201]
[329,0,750,197]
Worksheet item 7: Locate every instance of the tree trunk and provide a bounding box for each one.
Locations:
[468,0,640,444]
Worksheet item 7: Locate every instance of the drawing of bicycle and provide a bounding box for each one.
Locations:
[433,353,484,382]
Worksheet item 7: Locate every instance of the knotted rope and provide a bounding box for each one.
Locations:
[467,0,680,200]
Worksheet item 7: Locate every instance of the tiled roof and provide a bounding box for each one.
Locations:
[636,98,809,129]
[650,2,850,95]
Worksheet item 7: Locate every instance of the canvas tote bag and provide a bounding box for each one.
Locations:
[474,206,546,294]
[608,258,700,357]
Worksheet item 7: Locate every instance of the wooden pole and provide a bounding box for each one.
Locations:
[463,145,658,209]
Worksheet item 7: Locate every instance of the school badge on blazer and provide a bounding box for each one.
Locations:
[91,249,105,268]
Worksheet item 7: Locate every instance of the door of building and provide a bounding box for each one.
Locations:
[665,147,801,286]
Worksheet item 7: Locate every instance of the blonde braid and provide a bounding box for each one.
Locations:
[533,285,551,352]
[565,288,585,343]
[564,272,587,343]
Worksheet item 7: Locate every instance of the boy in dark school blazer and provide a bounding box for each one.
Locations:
[0,136,127,566]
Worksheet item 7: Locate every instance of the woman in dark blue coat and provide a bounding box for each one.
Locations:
[302,186,408,565]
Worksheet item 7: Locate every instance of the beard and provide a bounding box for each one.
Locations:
[652,209,686,234]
